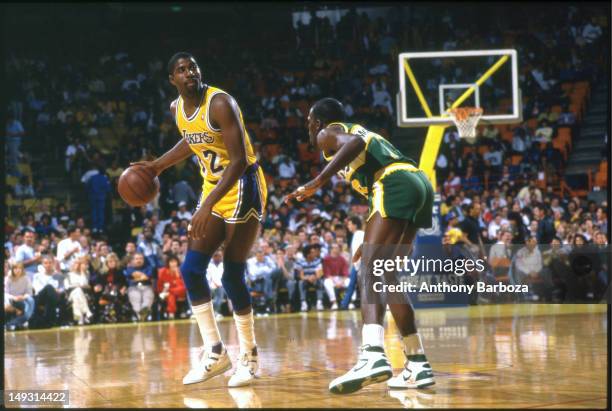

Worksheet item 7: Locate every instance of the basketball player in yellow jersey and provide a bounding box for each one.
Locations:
[132,52,267,388]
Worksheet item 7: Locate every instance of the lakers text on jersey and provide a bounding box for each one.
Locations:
[175,85,267,223]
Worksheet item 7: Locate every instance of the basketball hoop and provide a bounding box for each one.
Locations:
[447,107,483,139]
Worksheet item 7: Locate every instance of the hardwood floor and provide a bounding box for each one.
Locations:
[4,304,608,408]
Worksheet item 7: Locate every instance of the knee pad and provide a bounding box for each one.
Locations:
[180,250,212,302]
[221,260,251,311]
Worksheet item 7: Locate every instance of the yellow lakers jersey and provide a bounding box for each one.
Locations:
[174,85,257,182]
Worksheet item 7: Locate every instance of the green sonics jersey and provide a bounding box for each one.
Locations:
[322,122,417,197]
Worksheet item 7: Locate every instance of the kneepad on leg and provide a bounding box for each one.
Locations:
[221,261,251,312]
[181,250,212,303]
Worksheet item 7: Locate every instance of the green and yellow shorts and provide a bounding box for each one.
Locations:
[367,163,434,228]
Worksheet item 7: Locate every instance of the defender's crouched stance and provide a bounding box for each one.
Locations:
[133,52,267,387]
[286,98,435,394]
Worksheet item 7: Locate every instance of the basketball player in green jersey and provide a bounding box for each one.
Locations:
[285,98,435,394]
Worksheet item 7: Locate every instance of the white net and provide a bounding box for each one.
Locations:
[448,107,483,139]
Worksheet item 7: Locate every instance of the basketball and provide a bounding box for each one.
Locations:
[117,165,160,207]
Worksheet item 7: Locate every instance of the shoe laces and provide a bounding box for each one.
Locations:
[237,351,257,370]
[197,346,222,368]
[352,344,374,367]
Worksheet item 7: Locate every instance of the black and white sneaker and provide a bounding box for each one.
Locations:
[387,354,435,389]
[329,344,392,394]
[183,345,232,385]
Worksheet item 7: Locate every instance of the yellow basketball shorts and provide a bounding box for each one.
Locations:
[196,163,268,224]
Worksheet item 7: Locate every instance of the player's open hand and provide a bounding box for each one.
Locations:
[284,182,319,204]
[129,160,161,176]
[189,205,212,240]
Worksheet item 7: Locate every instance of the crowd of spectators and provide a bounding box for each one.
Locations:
[5,5,609,330]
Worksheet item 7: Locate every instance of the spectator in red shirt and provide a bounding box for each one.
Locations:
[322,244,349,310]
[156,255,186,319]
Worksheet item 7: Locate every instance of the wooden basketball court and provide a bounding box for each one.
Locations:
[4,304,608,408]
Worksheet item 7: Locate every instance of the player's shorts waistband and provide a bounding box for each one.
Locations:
[204,162,260,185]
[373,162,419,182]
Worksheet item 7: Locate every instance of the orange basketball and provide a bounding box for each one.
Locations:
[117,165,160,207]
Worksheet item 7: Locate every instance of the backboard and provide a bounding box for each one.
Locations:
[397,49,522,128]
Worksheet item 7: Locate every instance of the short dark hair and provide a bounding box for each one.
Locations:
[303,244,316,256]
[166,255,180,266]
[67,225,79,235]
[311,98,345,126]
[349,216,362,229]
[167,52,195,75]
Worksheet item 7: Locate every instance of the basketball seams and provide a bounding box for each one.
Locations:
[122,178,148,205]
[132,167,157,192]
[119,166,159,206]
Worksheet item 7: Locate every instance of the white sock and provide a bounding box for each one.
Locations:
[233,311,256,354]
[192,302,222,348]
[402,333,425,357]
[362,323,385,347]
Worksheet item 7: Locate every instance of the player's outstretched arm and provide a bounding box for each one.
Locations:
[131,100,192,175]
[285,128,365,203]
[131,139,193,176]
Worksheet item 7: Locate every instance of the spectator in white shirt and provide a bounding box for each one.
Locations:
[247,249,277,309]
[56,226,83,272]
[487,214,509,239]
[534,120,553,143]
[66,256,93,324]
[65,137,86,172]
[278,157,297,179]
[206,251,225,317]
[176,202,193,221]
[514,235,543,284]
[371,80,393,115]
[340,216,364,309]
[32,255,67,327]
[488,230,513,279]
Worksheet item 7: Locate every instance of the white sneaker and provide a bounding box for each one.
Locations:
[301,301,308,312]
[316,300,324,311]
[331,302,338,310]
[329,344,392,394]
[388,390,435,407]
[228,350,258,387]
[387,354,435,389]
[228,387,262,408]
[183,345,232,385]
[348,303,355,310]
[183,397,210,408]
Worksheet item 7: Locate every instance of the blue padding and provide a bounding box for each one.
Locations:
[180,250,212,301]
[221,260,251,311]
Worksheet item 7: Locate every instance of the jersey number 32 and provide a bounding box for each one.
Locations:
[199,150,224,176]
